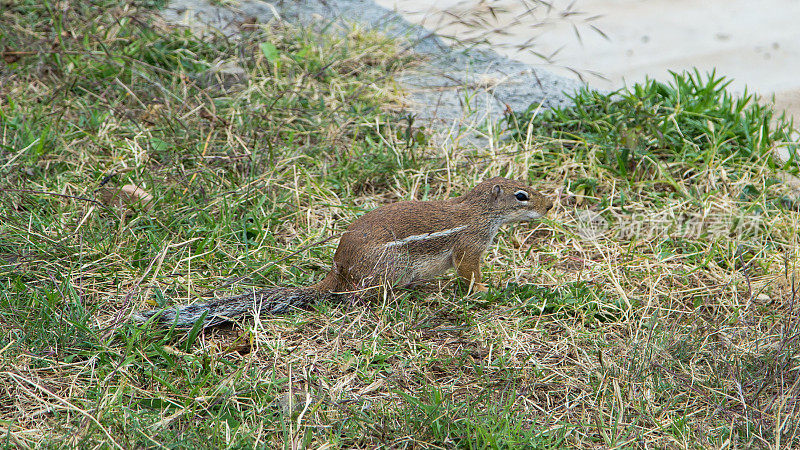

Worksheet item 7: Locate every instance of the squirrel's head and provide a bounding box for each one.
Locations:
[467,177,553,223]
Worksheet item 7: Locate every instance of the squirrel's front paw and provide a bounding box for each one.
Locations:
[469,283,489,294]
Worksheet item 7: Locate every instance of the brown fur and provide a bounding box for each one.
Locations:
[134,177,552,328]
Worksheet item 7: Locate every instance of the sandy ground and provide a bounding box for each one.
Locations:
[374,0,800,121]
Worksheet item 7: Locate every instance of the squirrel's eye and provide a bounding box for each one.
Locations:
[515,192,529,201]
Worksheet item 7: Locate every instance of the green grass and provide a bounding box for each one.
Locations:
[2,1,800,448]
[504,70,798,180]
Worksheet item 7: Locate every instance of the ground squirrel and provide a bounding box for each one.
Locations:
[134,177,553,328]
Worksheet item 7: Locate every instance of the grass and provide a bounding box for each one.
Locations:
[504,70,798,180]
[1,0,800,448]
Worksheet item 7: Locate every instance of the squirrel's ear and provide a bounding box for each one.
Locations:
[491,184,502,201]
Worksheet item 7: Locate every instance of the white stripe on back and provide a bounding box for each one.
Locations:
[384,225,467,248]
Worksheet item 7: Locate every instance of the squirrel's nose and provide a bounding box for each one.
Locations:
[545,200,554,212]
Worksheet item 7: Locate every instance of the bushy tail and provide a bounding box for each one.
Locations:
[133,287,331,328]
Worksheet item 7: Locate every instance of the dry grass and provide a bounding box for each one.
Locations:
[1,0,800,448]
